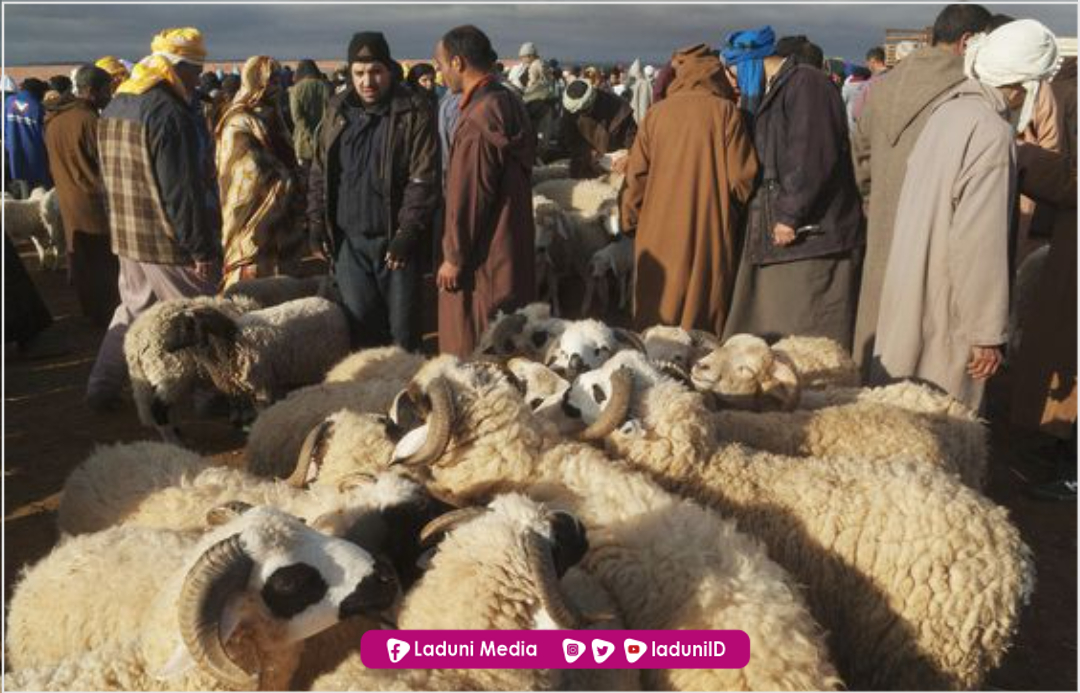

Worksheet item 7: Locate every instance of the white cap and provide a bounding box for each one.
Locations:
[519,42,538,58]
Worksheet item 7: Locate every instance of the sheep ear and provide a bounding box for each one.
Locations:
[762,353,802,411]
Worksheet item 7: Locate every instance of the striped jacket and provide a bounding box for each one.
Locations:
[98,84,220,265]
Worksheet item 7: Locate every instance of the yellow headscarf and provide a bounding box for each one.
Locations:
[95,55,130,93]
[117,27,207,100]
[214,56,285,141]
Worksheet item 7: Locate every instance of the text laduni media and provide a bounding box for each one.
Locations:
[413,640,538,657]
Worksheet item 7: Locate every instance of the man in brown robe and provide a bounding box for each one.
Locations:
[434,25,536,357]
[558,78,637,178]
[620,43,757,335]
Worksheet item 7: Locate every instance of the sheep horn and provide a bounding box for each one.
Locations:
[477,313,528,356]
[579,367,634,441]
[287,419,334,488]
[655,359,692,386]
[178,534,258,691]
[400,378,455,467]
[205,501,254,527]
[612,328,647,354]
[526,532,583,629]
[335,471,379,494]
[418,507,489,548]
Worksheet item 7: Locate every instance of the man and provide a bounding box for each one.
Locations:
[851,46,889,121]
[518,42,558,152]
[95,56,130,94]
[557,78,637,178]
[290,58,330,253]
[307,32,438,351]
[872,19,1061,413]
[866,46,888,76]
[434,25,536,356]
[620,43,758,335]
[44,64,119,327]
[4,77,51,194]
[86,27,221,410]
[851,3,993,377]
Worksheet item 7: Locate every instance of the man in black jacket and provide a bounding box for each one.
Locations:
[308,31,439,351]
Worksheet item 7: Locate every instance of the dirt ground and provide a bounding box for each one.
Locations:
[3,247,1077,689]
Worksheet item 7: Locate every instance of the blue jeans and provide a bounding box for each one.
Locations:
[334,234,421,351]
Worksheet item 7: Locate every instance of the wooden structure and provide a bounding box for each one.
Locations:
[884,27,931,66]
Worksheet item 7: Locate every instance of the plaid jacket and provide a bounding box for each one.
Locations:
[98,85,219,265]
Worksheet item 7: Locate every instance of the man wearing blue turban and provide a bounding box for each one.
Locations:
[721,25,775,116]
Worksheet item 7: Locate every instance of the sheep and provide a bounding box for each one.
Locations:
[309,494,637,692]
[125,295,253,441]
[533,193,611,317]
[565,351,1035,690]
[56,440,453,592]
[542,318,647,379]
[174,296,351,410]
[691,334,987,487]
[640,325,722,371]
[533,176,619,217]
[299,357,841,691]
[3,186,65,270]
[474,302,567,359]
[581,235,634,316]
[771,334,860,388]
[241,346,424,479]
[222,274,336,310]
[6,505,400,691]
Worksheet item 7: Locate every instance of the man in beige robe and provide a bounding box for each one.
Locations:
[851,4,993,376]
[872,19,1062,412]
[620,44,757,335]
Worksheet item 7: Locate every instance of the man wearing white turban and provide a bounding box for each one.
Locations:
[871,18,1061,412]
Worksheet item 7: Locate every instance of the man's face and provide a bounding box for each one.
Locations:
[868,57,886,73]
[418,74,435,91]
[175,61,203,96]
[90,85,112,111]
[351,61,392,104]
[434,42,464,94]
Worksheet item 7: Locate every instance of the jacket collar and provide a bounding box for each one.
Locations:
[757,57,798,113]
[331,83,417,119]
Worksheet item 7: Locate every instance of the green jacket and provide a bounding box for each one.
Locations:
[290,77,330,162]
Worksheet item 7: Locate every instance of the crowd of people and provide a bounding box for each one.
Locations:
[3,4,1076,499]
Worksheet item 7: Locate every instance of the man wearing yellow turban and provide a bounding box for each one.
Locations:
[94,56,130,94]
[87,27,222,412]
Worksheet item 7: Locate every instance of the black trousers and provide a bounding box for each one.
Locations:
[5,233,52,346]
[334,234,421,351]
[70,232,121,328]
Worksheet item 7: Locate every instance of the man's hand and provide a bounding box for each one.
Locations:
[772,222,797,247]
[967,345,1004,380]
[193,260,217,282]
[437,261,461,292]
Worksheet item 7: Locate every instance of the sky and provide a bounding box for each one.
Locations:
[3,2,1077,66]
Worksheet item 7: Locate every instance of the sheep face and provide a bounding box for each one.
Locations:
[562,350,660,428]
[543,320,644,379]
[691,334,801,411]
[474,304,564,359]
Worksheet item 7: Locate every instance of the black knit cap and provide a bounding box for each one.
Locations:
[348,31,394,67]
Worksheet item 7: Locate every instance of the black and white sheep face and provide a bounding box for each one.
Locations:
[221,507,399,643]
[476,304,565,359]
[544,320,629,379]
[562,351,652,426]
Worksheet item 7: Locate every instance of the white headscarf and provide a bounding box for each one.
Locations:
[964,18,1061,132]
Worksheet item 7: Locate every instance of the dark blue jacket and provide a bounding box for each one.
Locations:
[4,91,51,187]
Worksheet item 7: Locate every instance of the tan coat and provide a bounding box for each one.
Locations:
[1011,143,1077,438]
[851,46,967,374]
[620,45,758,335]
[872,80,1015,412]
[44,97,109,251]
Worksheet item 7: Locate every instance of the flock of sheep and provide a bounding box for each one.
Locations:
[4,250,1034,690]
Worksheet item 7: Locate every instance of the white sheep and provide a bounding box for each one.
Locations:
[772,334,860,388]
[692,334,987,487]
[542,318,646,378]
[581,235,634,316]
[244,346,425,479]
[533,176,619,217]
[125,296,253,441]
[3,187,65,270]
[565,351,1034,690]
[301,357,841,691]
[309,494,637,692]
[178,296,351,409]
[6,505,399,691]
[532,193,611,317]
[222,274,336,310]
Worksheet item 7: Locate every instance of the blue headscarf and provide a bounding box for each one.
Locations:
[721,26,775,115]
